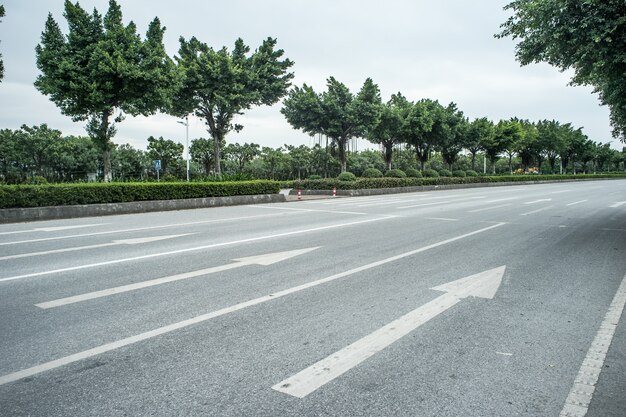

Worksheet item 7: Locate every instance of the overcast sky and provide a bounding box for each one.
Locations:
[0,0,621,152]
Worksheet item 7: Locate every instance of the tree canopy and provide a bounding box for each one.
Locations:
[173,36,293,177]
[498,0,626,141]
[35,0,175,181]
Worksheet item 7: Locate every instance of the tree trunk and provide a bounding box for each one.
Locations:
[470,153,476,171]
[338,138,347,172]
[384,143,393,171]
[103,149,112,182]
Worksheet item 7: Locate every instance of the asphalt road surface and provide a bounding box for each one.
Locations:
[0,180,625,417]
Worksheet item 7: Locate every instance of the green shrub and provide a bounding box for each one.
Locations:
[452,170,467,177]
[405,168,422,178]
[0,181,280,209]
[438,169,452,177]
[423,169,440,178]
[465,170,479,177]
[361,168,383,178]
[384,169,407,178]
[308,174,322,180]
[337,172,357,181]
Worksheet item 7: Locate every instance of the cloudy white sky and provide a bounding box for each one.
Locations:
[0,0,621,151]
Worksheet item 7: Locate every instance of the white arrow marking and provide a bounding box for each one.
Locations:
[609,201,626,208]
[0,223,108,236]
[524,198,552,205]
[272,266,506,398]
[35,247,320,309]
[0,234,192,261]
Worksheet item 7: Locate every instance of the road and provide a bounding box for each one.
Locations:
[0,180,625,417]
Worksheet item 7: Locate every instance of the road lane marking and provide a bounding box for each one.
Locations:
[0,234,193,261]
[485,197,520,203]
[424,217,458,221]
[255,206,367,215]
[0,216,395,283]
[0,222,505,386]
[609,201,626,208]
[0,213,296,247]
[495,351,513,356]
[559,272,626,417]
[550,190,572,194]
[0,224,109,236]
[273,266,506,398]
[523,199,552,205]
[36,248,320,309]
[520,206,554,216]
[397,196,486,209]
[468,203,512,213]
[567,200,588,206]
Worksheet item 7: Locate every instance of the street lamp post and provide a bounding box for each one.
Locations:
[177,116,190,181]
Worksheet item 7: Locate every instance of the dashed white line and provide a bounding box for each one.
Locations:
[520,206,554,216]
[567,200,588,206]
[524,199,552,205]
[468,203,513,213]
[424,217,458,221]
[255,206,367,215]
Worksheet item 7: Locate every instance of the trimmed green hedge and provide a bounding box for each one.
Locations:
[0,181,280,209]
[290,174,626,191]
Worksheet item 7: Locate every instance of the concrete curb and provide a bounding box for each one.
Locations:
[288,178,619,197]
[0,194,286,223]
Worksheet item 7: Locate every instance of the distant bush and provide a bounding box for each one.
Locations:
[423,169,440,178]
[337,172,357,181]
[361,168,383,178]
[452,170,467,177]
[0,181,280,209]
[438,169,452,177]
[405,168,422,178]
[384,169,407,178]
[308,174,322,180]
[465,170,479,177]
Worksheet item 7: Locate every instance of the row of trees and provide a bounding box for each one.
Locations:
[1,124,624,184]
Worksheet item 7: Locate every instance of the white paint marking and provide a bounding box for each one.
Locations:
[36,248,320,309]
[559,272,626,417]
[567,200,588,206]
[0,216,394,283]
[0,224,108,236]
[485,197,520,203]
[468,203,513,213]
[273,266,506,398]
[397,196,486,209]
[520,206,554,216]
[495,351,513,356]
[609,201,626,208]
[424,217,458,222]
[0,234,192,261]
[0,223,505,386]
[255,206,367,215]
[523,199,552,205]
[550,190,572,194]
[600,228,626,232]
[0,213,294,247]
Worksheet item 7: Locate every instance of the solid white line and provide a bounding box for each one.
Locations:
[520,205,554,216]
[468,203,512,213]
[424,217,458,221]
[255,206,367,215]
[0,213,294,247]
[567,200,588,206]
[559,272,626,417]
[397,196,486,209]
[0,222,505,386]
[550,190,572,194]
[485,197,520,203]
[523,199,552,205]
[273,292,461,398]
[0,224,108,236]
[0,217,394,283]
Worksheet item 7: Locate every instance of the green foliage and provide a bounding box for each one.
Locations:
[146,136,183,175]
[452,170,466,177]
[337,171,357,181]
[362,168,383,178]
[173,36,293,176]
[498,0,626,140]
[438,169,452,177]
[0,180,280,208]
[35,0,175,181]
[405,168,422,178]
[465,170,479,177]
[307,174,322,180]
[423,169,440,178]
[384,169,407,178]
[0,4,4,82]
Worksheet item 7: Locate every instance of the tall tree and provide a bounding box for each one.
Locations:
[366,93,407,171]
[224,142,261,173]
[173,36,293,177]
[189,137,218,175]
[0,4,5,82]
[146,136,183,175]
[35,0,175,181]
[464,118,494,171]
[498,0,626,141]
[438,103,468,170]
[282,77,380,172]
[399,99,436,171]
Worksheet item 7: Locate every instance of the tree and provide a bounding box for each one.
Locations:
[498,0,626,141]
[366,93,406,171]
[260,146,287,180]
[189,137,219,175]
[35,0,175,181]
[146,136,183,175]
[224,142,261,173]
[18,124,62,178]
[284,144,311,180]
[282,77,380,172]
[111,144,146,180]
[515,119,538,171]
[173,36,293,177]
[481,122,510,174]
[0,4,5,82]
[399,99,437,171]
[496,119,523,174]
[464,118,493,171]
[438,103,468,170]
